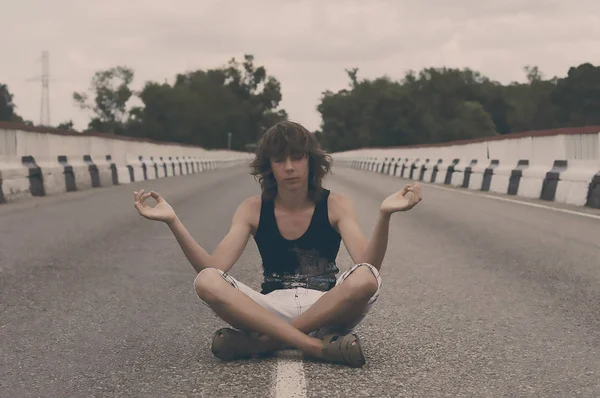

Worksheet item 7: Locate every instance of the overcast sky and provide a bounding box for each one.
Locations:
[2,0,599,132]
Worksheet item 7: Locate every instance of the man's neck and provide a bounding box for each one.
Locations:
[275,187,312,211]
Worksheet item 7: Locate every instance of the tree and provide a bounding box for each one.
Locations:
[73,56,600,151]
[128,54,287,150]
[503,65,560,132]
[318,67,501,151]
[223,54,287,140]
[552,63,600,126]
[317,62,600,150]
[442,101,498,142]
[0,83,27,123]
[56,120,75,131]
[73,66,134,134]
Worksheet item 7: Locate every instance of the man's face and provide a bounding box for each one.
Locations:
[270,151,309,188]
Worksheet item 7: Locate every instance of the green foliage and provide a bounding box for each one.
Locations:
[318,63,600,151]
[4,57,600,151]
[80,54,287,151]
[56,120,75,131]
[73,66,134,135]
[1,56,591,151]
[552,63,600,126]
[0,83,28,123]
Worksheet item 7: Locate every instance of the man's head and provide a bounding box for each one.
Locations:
[250,121,332,202]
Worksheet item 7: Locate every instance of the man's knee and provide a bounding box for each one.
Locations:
[194,268,229,303]
[340,263,379,302]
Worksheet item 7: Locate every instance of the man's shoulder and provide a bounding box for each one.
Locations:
[327,190,351,208]
[229,195,262,231]
[236,195,262,228]
[326,190,354,219]
[239,195,262,213]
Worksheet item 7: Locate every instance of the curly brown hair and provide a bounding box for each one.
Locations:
[250,121,332,202]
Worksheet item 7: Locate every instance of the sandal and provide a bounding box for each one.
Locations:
[320,333,366,368]
[210,327,275,361]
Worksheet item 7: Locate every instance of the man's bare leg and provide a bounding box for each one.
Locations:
[264,265,379,348]
[195,268,323,358]
[294,265,377,331]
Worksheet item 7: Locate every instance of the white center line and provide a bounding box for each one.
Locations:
[275,351,307,398]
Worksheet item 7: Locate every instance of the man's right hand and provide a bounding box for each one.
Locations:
[133,189,177,224]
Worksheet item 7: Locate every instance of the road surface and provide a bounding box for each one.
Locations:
[1,164,599,397]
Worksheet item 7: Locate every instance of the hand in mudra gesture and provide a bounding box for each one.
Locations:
[380,182,423,214]
[133,189,177,223]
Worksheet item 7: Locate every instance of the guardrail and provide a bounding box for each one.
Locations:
[332,127,600,209]
[0,122,253,204]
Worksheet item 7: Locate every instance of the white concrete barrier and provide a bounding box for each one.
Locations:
[332,127,600,209]
[518,160,557,200]
[554,160,600,206]
[0,156,31,201]
[0,122,253,204]
[489,159,518,195]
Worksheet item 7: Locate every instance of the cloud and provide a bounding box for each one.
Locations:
[1,0,599,134]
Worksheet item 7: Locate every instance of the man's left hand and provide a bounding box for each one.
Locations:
[380,182,423,214]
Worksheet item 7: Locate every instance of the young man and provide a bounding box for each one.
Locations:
[133,121,422,367]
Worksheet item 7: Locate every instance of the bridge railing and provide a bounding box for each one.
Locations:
[331,127,600,209]
[0,122,253,204]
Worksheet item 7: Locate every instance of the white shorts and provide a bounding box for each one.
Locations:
[196,262,382,337]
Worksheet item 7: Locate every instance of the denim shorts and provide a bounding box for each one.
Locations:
[195,262,382,337]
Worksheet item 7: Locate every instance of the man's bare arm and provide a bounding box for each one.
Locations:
[336,183,422,271]
[167,199,253,274]
[335,194,390,270]
[361,211,391,271]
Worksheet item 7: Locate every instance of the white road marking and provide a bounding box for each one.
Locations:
[275,350,307,398]
[423,183,600,221]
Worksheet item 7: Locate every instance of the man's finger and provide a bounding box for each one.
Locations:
[135,202,147,216]
[411,183,421,196]
[141,192,152,205]
[150,191,162,202]
[412,187,419,200]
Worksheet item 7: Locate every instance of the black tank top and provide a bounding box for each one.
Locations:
[253,188,342,294]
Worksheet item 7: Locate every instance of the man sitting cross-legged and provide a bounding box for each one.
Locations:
[133,121,422,367]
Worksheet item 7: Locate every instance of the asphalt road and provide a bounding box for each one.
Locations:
[1,164,599,397]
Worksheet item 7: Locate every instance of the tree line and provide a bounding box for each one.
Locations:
[1,54,599,152]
